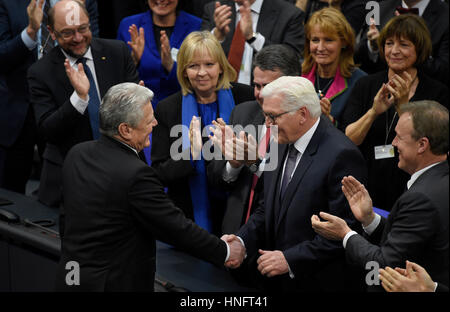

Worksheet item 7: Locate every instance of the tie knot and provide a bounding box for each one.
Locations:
[288,144,298,159]
[77,57,87,65]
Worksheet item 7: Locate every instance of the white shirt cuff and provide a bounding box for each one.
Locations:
[343,230,358,249]
[224,241,230,262]
[211,28,226,43]
[250,33,265,52]
[222,161,244,183]
[433,282,438,292]
[21,28,38,50]
[363,213,381,235]
[71,91,89,114]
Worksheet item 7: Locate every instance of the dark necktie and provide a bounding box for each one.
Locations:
[280,144,299,201]
[227,21,245,81]
[77,57,100,140]
[245,127,270,223]
[395,6,419,15]
[40,0,55,55]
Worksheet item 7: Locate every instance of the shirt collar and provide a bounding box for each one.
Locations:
[111,137,139,156]
[60,46,93,67]
[292,117,320,155]
[407,161,442,189]
[401,0,429,16]
[235,0,263,14]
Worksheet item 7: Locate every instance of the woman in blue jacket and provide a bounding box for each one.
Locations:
[117,0,201,108]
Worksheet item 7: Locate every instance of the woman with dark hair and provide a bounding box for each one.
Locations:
[302,8,366,126]
[117,0,201,107]
[151,31,254,235]
[340,14,448,212]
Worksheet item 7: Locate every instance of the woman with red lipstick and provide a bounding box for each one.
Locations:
[151,31,254,235]
[340,14,448,212]
[302,8,366,127]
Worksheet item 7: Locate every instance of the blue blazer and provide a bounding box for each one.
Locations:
[117,11,202,107]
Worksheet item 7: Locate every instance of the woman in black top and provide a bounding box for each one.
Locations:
[340,14,448,211]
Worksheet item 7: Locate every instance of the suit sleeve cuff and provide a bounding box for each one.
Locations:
[343,231,358,249]
[250,33,265,52]
[21,28,38,50]
[71,92,89,114]
[224,241,230,262]
[362,213,381,235]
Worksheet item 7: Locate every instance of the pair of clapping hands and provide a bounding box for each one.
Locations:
[189,117,260,167]
[372,70,417,116]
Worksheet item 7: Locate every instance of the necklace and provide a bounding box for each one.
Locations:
[315,71,334,99]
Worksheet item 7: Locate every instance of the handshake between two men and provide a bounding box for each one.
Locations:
[190,116,291,277]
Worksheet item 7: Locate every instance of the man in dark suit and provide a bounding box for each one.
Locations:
[223,76,367,291]
[356,0,449,84]
[201,0,304,85]
[57,82,245,291]
[312,100,449,291]
[28,0,139,207]
[0,0,98,193]
[208,44,301,234]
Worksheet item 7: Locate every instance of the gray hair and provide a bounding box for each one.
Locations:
[261,76,321,118]
[100,83,154,137]
[253,44,301,76]
[398,100,449,155]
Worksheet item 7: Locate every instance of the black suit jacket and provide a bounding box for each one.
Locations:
[346,161,449,289]
[201,0,305,56]
[28,38,139,158]
[208,100,266,234]
[151,83,254,231]
[0,0,36,148]
[57,135,227,291]
[356,0,449,84]
[237,116,368,291]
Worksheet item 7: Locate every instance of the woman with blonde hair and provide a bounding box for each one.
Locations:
[151,31,254,234]
[302,7,366,126]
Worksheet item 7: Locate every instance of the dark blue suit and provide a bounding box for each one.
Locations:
[237,116,368,291]
[117,10,202,107]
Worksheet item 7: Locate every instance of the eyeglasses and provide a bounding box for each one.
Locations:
[54,24,90,39]
[263,109,298,124]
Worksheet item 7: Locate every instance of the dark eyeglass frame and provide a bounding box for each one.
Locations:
[54,23,91,40]
[263,109,298,124]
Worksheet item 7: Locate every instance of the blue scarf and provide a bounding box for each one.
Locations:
[181,88,235,232]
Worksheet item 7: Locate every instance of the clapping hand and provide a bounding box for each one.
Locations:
[64,58,90,101]
[160,30,174,72]
[27,0,45,40]
[189,116,202,160]
[209,118,258,168]
[379,261,436,292]
[128,24,145,65]
[311,212,351,241]
[341,176,375,227]
[213,1,232,41]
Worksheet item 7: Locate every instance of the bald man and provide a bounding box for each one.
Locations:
[28,0,139,207]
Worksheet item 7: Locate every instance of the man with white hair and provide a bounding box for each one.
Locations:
[57,82,245,291]
[226,76,367,291]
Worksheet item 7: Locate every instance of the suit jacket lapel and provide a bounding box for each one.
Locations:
[256,0,278,37]
[276,117,326,231]
[50,48,73,95]
[265,143,287,231]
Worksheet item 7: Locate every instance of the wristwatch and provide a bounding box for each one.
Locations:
[248,158,262,173]
[246,32,258,44]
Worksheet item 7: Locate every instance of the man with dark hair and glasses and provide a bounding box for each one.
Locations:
[28,0,139,208]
